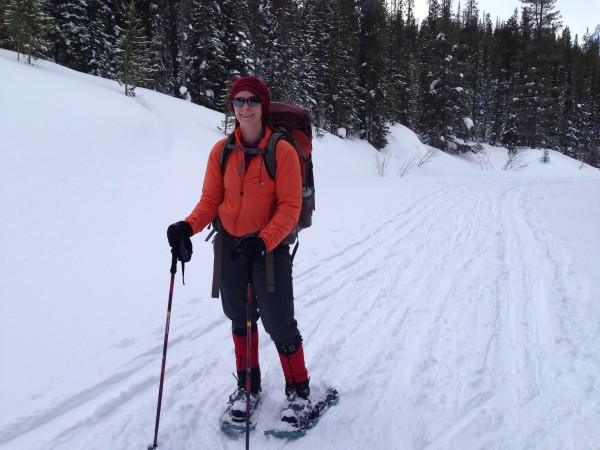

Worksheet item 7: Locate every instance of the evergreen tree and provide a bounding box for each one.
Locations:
[296,0,324,130]
[474,14,495,143]
[510,3,562,148]
[327,0,362,135]
[4,0,54,63]
[490,12,520,146]
[401,0,421,129]
[144,0,175,94]
[256,0,301,103]
[519,0,561,39]
[160,0,182,96]
[48,0,89,71]
[213,0,256,112]
[386,0,408,125]
[86,0,127,78]
[184,0,227,109]
[358,0,389,149]
[1,0,11,46]
[386,0,422,130]
[579,32,600,167]
[115,0,152,96]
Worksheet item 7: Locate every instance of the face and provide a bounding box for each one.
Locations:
[232,90,263,130]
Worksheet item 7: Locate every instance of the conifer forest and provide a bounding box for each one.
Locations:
[2,0,600,167]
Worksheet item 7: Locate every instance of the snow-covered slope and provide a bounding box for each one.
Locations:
[1,49,600,449]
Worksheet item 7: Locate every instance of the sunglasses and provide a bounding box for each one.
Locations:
[232,96,262,107]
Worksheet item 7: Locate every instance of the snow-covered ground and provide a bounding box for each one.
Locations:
[1,49,599,450]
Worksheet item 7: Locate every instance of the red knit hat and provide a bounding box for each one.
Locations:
[229,76,271,118]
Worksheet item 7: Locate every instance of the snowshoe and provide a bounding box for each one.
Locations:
[265,387,339,438]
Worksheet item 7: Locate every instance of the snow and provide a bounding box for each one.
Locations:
[1,49,600,450]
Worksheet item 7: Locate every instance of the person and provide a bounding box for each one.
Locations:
[167,76,312,426]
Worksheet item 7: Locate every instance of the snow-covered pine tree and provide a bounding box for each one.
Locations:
[550,31,578,158]
[358,0,389,149]
[488,11,520,146]
[146,0,175,95]
[512,0,562,148]
[386,0,409,125]
[184,0,227,109]
[175,0,190,100]
[540,148,550,163]
[399,0,421,130]
[4,0,54,64]
[460,0,483,137]
[47,0,89,72]
[0,0,8,45]
[199,0,257,119]
[418,0,472,152]
[474,14,496,143]
[327,0,362,136]
[417,0,444,148]
[298,0,336,135]
[115,0,153,96]
[500,72,521,151]
[227,0,255,77]
[86,0,126,78]
[448,34,476,149]
[256,0,301,104]
[579,32,600,167]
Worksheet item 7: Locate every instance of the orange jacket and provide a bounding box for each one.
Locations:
[185,126,302,252]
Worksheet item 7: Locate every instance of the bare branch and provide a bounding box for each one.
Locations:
[417,146,439,167]
[374,151,391,177]
[502,149,529,171]
[397,156,418,177]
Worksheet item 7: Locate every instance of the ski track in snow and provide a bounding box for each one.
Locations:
[2,178,600,450]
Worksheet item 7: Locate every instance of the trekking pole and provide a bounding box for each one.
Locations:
[245,259,254,450]
[148,252,178,450]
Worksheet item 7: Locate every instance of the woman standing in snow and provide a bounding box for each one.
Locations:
[166,76,312,426]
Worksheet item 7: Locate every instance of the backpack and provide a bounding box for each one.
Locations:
[219,101,315,246]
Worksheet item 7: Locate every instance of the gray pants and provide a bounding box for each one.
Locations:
[219,233,300,348]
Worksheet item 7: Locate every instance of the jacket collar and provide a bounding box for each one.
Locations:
[235,126,272,149]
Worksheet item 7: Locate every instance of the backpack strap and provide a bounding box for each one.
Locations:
[219,135,236,177]
[262,131,287,180]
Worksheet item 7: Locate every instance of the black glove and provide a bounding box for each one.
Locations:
[229,236,266,264]
[167,221,193,262]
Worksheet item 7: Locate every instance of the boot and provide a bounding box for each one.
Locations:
[281,378,315,426]
[228,367,261,421]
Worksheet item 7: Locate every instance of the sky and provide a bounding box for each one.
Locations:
[412,0,600,40]
[1,47,600,450]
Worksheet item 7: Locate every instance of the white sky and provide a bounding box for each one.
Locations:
[412,0,600,40]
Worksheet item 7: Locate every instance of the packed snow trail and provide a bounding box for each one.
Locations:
[2,176,599,450]
[291,177,599,450]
